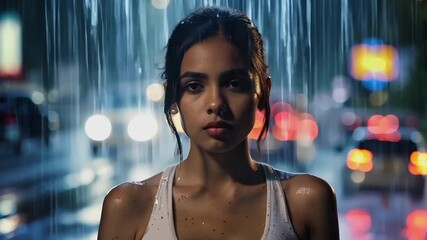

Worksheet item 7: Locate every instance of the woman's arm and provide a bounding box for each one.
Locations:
[285,175,340,240]
[306,177,340,239]
[97,182,148,240]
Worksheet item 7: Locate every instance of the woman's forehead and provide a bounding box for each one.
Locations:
[180,35,250,75]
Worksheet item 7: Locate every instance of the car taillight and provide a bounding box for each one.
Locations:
[3,111,17,125]
[347,149,373,172]
[408,151,427,176]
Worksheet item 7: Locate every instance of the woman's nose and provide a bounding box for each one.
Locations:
[206,87,226,115]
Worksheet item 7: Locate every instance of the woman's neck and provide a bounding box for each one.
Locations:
[177,140,264,186]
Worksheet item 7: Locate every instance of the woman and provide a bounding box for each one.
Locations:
[98,6,339,240]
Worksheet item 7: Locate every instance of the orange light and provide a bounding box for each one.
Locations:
[409,152,427,175]
[347,149,373,172]
[271,101,294,116]
[272,125,298,141]
[403,210,427,240]
[298,119,319,141]
[350,44,398,81]
[248,110,265,140]
[273,111,299,141]
[270,101,319,142]
[274,111,299,131]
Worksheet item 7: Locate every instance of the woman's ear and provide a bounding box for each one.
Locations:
[170,103,179,115]
[265,76,272,93]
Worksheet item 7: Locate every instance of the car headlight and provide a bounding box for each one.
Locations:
[127,113,158,141]
[84,114,112,141]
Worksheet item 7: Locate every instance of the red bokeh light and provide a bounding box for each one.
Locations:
[403,210,427,240]
[367,114,399,134]
[346,209,372,234]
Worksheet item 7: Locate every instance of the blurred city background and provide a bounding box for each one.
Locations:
[0,0,426,239]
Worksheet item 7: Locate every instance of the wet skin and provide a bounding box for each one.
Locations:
[170,34,268,239]
[177,33,259,155]
[97,34,340,240]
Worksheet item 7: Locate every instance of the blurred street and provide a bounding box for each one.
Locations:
[1,0,427,239]
[0,126,426,239]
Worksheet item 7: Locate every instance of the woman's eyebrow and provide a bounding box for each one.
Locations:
[219,68,250,79]
[179,72,208,80]
[179,68,250,81]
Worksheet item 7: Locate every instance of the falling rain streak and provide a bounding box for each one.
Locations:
[0,0,425,239]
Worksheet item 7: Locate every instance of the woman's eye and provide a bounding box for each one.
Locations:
[184,82,203,92]
[229,80,240,88]
[227,79,249,91]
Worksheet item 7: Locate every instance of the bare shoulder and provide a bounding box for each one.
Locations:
[282,173,336,201]
[98,173,163,239]
[280,173,340,240]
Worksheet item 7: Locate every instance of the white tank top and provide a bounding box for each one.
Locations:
[142,163,299,240]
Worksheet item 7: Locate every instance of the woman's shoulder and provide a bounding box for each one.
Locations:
[263,164,335,197]
[103,171,164,209]
[273,167,339,239]
[102,163,177,211]
[98,172,165,238]
[274,168,336,206]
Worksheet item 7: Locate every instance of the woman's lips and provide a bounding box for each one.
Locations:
[203,121,232,136]
[205,127,230,136]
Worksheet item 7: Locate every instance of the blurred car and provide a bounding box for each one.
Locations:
[84,92,161,157]
[0,85,58,155]
[341,126,427,201]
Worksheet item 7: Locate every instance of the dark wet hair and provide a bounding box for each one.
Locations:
[162,6,270,160]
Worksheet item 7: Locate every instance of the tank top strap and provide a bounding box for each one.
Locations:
[142,164,178,240]
[261,163,300,240]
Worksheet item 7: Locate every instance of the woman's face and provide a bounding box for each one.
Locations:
[177,34,260,153]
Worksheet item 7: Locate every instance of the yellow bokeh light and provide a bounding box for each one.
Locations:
[350,44,398,81]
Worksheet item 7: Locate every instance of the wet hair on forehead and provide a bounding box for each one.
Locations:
[162,6,270,160]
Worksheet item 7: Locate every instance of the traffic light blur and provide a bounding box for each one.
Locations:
[350,39,399,91]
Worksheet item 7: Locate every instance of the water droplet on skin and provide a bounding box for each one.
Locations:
[296,187,313,195]
[202,222,205,225]
[177,176,181,181]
